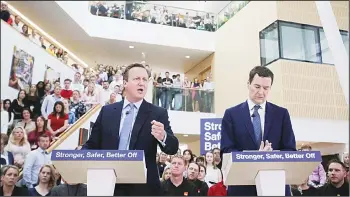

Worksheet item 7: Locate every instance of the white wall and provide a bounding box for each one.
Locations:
[56,1,215,52]
[1,21,75,100]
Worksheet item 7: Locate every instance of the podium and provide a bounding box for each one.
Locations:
[51,150,146,196]
[222,151,322,196]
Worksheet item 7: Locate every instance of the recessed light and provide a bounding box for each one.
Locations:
[183,134,188,137]
[129,46,134,49]
[185,56,190,59]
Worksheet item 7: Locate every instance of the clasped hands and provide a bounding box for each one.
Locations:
[151,120,165,141]
[259,140,273,151]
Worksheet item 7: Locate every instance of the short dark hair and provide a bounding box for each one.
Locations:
[248,66,274,85]
[64,78,72,83]
[189,162,200,171]
[198,164,206,174]
[83,79,90,83]
[328,159,347,171]
[122,63,150,82]
[38,134,50,140]
[102,80,109,84]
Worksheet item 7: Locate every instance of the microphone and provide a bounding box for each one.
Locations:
[251,114,255,118]
[126,110,130,115]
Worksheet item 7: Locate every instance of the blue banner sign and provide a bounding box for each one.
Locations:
[232,151,322,162]
[51,150,144,161]
[200,118,222,155]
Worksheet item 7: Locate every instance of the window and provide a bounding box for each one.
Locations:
[260,22,279,65]
[320,30,349,64]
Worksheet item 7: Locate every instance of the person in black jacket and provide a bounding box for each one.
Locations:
[301,159,349,196]
[0,165,29,196]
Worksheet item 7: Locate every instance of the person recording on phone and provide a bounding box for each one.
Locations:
[81,63,179,196]
[220,66,296,196]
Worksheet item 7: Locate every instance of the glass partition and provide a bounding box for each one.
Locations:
[89,1,217,32]
[152,86,214,113]
[217,1,250,29]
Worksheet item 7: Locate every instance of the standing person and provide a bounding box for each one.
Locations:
[82,63,179,195]
[220,66,296,196]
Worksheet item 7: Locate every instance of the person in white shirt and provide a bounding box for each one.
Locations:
[202,76,215,113]
[109,74,123,92]
[12,15,22,32]
[29,30,41,46]
[1,100,10,134]
[71,72,84,93]
[99,81,112,105]
[204,151,221,188]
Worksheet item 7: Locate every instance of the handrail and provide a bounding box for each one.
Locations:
[46,104,102,153]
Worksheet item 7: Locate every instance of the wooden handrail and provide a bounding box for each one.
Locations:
[46,104,102,153]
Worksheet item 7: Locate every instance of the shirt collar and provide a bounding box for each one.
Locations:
[247,98,266,111]
[123,98,143,110]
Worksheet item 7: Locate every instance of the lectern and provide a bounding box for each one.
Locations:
[222,151,322,196]
[51,150,146,196]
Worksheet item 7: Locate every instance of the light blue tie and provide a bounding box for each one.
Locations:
[118,103,135,150]
[252,105,262,146]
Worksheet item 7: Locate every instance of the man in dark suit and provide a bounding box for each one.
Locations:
[220,66,296,196]
[82,63,179,196]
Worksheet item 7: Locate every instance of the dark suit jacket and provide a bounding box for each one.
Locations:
[221,101,296,196]
[82,99,179,195]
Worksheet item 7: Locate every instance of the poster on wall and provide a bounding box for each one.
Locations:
[44,65,61,85]
[200,118,222,155]
[8,46,35,91]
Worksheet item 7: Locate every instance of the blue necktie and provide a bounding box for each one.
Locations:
[118,103,135,150]
[252,105,262,145]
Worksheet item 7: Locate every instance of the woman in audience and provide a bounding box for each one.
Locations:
[3,99,14,131]
[21,24,30,37]
[28,165,56,196]
[82,83,100,111]
[16,108,36,134]
[0,165,29,196]
[161,166,171,182]
[56,48,63,59]
[27,84,40,117]
[204,151,221,187]
[47,44,55,56]
[11,89,28,121]
[1,134,14,165]
[36,81,46,99]
[172,74,183,110]
[4,126,31,168]
[195,156,205,166]
[27,116,51,150]
[47,101,68,137]
[198,164,206,182]
[62,99,76,125]
[183,149,194,168]
[70,90,86,120]
[1,100,11,134]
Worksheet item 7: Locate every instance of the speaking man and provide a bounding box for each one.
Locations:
[82,63,179,195]
[220,66,296,196]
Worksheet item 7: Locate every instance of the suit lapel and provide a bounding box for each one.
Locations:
[263,102,273,141]
[128,100,152,150]
[114,100,124,148]
[241,102,259,147]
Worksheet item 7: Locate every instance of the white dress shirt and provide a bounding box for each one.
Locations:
[247,99,266,137]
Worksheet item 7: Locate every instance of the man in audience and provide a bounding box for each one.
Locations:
[161,156,198,196]
[71,72,84,93]
[1,134,14,166]
[60,79,73,100]
[161,71,173,109]
[12,15,22,32]
[202,76,214,112]
[158,152,169,178]
[212,148,222,169]
[300,159,349,196]
[29,30,41,46]
[41,86,63,119]
[22,134,52,188]
[50,177,87,196]
[99,80,112,105]
[187,162,209,196]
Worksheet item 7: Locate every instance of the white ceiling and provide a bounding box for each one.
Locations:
[148,1,230,14]
[8,1,213,72]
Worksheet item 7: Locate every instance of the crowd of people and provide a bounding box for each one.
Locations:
[89,1,217,32]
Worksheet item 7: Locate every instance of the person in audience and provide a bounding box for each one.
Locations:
[29,30,41,46]
[1,100,10,134]
[198,164,206,182]
[0,165,29,196]
[172,74,183,111]
[105,92,118,105]
[27,116,51,150]
[69,90,86,120]
[50,178,87,196]
[41,86,63,119]
[212,148,222,169]
[82,79,89,91]
[112,84,123,100]
[182,77,192,111]
[195,156,205,166]
[300,159,349,196]
[71,72,84,93]
[161,72,173,109]
[2,99,14,134]
[202,76,214,113]
[47,101,68,137]
[28,164,56,196]
[11,89,28,121]
[60,79,73,100]
[343,152,349,168]
[82,83,100,111]
[1,2,11,24]
[15,108,35,134]
[21,24,30,37]
[62,99,76,125]
[161,166,171,182]
[56,48,63,59]
[27,84,40,117]
[152,72,163,107]
[158,152,169,178]
[300,144,326,188]
[99,81,112,105]
[1,134,14,166]
[47,44,55,56]
[43,83,52,98]
[161,155,197,196]
[4,126,31,168]
[191,78,202,112]
[23,134,52,189]
[204,151,221,187]
[207,169,226,196]
[12,15,22,32]
[183,149,194,169]
[187,162,209,196]
[39,36,46,49]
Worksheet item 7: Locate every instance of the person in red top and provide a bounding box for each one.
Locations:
[208,169,227,196]
[60,79,73,99]
[47,101,68,137]
[27,116,52,150]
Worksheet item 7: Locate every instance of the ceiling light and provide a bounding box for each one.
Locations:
[183,134,188,137]
[129,46,134,49]
[185,56,190,59]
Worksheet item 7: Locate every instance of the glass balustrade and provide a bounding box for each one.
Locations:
[217,1,250,28]
[152,86,214,113]
[88,1,217,32]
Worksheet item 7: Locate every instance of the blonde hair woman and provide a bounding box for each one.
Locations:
[82,83,99,111]
[161,166,171,182]
[28,165,56,196]
[4,126,31,167]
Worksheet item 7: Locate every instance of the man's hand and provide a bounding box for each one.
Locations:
[259,140,273,151]
[151,120,165,141]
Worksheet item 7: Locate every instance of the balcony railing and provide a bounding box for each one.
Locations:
[217,1,250,28]
[152,86,214,113]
